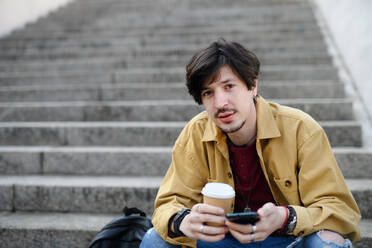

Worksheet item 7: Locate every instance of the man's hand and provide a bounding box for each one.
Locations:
[226,202,286,243]
[178,203,228,242]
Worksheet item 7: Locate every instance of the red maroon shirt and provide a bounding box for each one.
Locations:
[228,140,276,212]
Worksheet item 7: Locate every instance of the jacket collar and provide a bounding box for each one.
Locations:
[255,96,281,140]
[201,116,226,143]
[201,96,281,143]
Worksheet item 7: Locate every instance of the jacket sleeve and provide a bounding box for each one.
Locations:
[291,128,361,241]
[151,132,210,247]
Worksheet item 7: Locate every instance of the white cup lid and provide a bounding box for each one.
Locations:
[201,182,235,199]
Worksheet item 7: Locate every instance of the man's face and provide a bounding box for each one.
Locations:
[201,65,257,134]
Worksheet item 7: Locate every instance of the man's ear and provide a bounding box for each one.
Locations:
[253,78,258,96]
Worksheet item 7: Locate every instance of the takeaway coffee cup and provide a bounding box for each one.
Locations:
[201,182,235,216]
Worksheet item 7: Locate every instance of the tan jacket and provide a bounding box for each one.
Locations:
[152,96,361,247]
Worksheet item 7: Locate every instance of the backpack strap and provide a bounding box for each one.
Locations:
[123,206,146,217]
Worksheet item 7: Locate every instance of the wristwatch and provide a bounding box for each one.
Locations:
[173,209,191,237]
[286,206,297,233]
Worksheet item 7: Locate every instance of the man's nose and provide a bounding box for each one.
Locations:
[214,90,229,109]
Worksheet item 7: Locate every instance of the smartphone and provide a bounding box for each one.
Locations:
[226,212,260,224]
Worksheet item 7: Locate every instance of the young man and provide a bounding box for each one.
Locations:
[140,40,361,248]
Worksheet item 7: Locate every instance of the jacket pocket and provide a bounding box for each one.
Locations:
[273,175,300,204]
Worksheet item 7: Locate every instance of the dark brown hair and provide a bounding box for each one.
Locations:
[186,39,260,104]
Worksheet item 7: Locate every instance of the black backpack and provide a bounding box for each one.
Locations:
[88,207,153,248]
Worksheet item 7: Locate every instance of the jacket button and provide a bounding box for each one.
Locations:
[285,180,292,187]
[227,172,232,178]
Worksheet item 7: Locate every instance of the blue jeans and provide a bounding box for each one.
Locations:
[140,228,353,248]
[301,230,353,248]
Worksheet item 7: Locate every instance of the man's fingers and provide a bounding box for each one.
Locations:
[229,228,252,243]
[192,203,225,215]
[198,233,226,243]
[190,213,226,225]
[229,228,265,244]
[226,221,269,243]
[225,221,256,234]
[191,223,228,236]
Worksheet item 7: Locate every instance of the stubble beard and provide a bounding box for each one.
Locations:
[219,120,246,133]
[214,107,246,134]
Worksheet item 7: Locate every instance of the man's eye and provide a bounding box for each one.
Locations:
[202,91,211,97]
[225,84,234,89]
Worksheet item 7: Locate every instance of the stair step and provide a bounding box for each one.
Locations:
[0,64,335,78]
[0,175,161,214]
[0,35,325,52]
[0,121,362,147]
[20,6,314,25]
[0,176,371,217]
[334,148,372,178]
[0,81,345,102]
[0,45,329,61]
[1,26,323,45]
[0,211,117,248]
[0,52,334,72]
[0,99,353,122]
[1,30,324,48]
[8,7,318,37]
[346,179,372,220]
[0,146,171,176]
[0,211,369,248]
[358,219,372,247]
[0,33,325,53]
[0,41,328,58]
[11,14,319,34]
[124,66,337,82]
[3,17,321,39]
[0,147,371,178]
[0,66,339,85]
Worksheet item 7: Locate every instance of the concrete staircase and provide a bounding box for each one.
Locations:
[0,0,371,247]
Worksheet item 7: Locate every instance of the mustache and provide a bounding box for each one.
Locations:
[214,107,236,118]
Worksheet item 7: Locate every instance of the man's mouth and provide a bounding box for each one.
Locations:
[217,111,235,122]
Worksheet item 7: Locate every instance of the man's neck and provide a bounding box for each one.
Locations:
[227,121,257,147]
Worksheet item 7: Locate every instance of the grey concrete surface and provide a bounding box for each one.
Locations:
[0,212,116,248]
[0,186,13,211]
[0,65,340,85]
[0,99,355,121]
[0,152,40,174]
[334,148,372,178]
[0,81,345,102]
[0,52,333,70]
[0,146,372,178]
[0,175,161,214]
[0,175,371,218]
[0,39,328,57]
[0,121,363,147]
[0,211,117,231]
[347,179,372,218]
[0,211,370,248]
